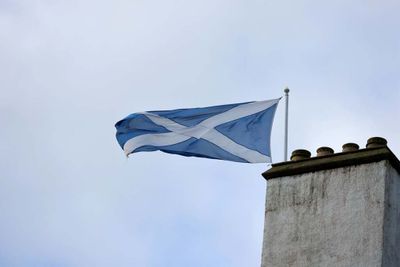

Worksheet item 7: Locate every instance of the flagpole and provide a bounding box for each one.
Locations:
[284,87,290,161]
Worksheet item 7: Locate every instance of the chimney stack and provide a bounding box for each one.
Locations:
[261,137,400,267]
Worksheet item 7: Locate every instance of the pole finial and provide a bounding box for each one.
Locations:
[284,87,290,94]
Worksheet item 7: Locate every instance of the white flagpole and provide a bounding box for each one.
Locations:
[284,87,290,161]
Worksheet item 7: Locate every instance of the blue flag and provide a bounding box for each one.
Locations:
[115,98,280,163]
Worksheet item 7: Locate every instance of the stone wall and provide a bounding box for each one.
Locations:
[261,160,399,267]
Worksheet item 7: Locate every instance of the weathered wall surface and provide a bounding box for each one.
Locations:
[261,161,389,267]
[382,162,400,266]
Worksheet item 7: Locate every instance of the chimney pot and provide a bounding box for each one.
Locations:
[366,137,387,148]
[316,146,334,157]
[290,149,311,161]
[342,143,359,153]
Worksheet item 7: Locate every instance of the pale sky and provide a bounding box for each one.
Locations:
[1,0,400,266]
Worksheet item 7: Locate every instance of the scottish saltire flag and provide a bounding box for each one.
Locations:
[115,98,280,163]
